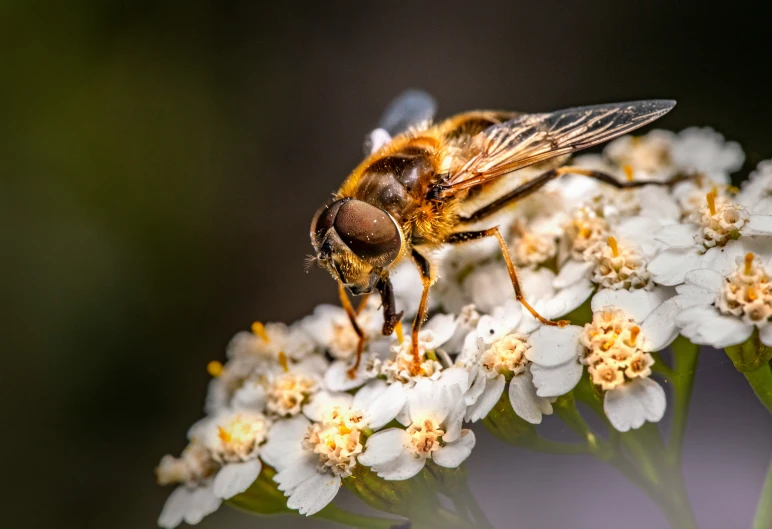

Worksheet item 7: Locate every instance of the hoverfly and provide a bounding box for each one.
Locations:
[310,90,675,375]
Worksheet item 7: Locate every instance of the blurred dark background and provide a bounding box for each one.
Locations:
[3,2,772,529]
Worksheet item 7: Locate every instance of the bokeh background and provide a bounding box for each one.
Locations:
[3,2,772,528]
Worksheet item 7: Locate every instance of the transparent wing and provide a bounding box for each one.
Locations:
[440,100,676,194]
[378,89,437,136]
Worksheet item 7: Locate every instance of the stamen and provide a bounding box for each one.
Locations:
[623,164,634,182]
[745,253,755,275]
[395,320,404,344]
[629,326,641,345]
[706,190,717,215]
[207,360,223,378]
[278,351,289,372]
[218,426,231,444]
[607,236,620,257]
[251,321,270,341]
[748,286,758,302]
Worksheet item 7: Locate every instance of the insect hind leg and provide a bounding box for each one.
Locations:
[446,227,569,328]
[460,165,686,224]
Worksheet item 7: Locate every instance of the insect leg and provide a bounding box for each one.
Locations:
[409,249,433,373]
[338,280,366,378]
[446,227,569,327]
[375,271,404,336]
[461,166,683,223]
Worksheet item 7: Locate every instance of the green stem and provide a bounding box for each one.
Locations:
[668,336,700,464]
[455,479,494,529]
[314,503,403,529]
[754,457,772,529]
[744,363,772,415]
[569,379,698,529]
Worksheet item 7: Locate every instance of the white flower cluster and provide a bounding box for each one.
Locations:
[157,127,772,526]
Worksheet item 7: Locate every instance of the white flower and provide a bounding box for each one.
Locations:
[190,409,271,500]
[581,289,680,432]
[260,380,405,515]
[460,301,583,424]
[465,263,591,318]
[674,250,772,348]
[509,219,559,268]
[670,127,744,179]
[227,321,316,364]
[301,301,383,361]
[738,160,772,213]
[156,441,221,528]
[604,129,677,182]
[358,379,475,480]
[556,213,669,293]
[648,189,772,286]
[381,313,458,386]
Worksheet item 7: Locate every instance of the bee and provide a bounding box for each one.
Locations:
[310,90,676,375]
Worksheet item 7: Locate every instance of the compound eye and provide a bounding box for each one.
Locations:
[310,200,346,248]
[334,200,401,266]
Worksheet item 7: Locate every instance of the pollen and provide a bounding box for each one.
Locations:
[623,164,634,182]
[581,308,654,390]
[745,253,755,275]
[303,407,365,478]
[251,321,270,342]
[218,426,231,443]
[706,190,717,216]
[395,320,404,344]
[628,326,641,345]
[278,351,289,372]
[607,236,620,257]
[207,360,223,378]
[718,255,772,325]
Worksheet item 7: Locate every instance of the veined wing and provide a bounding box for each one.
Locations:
[438,100,675,195]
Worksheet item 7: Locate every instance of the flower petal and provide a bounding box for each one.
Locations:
[700,240,747,278]
[438,367,471,392]
[604,378,666,432]
[433,430,476,468]
[274,454,320,493]
[647,247,703,286]
[324,359,371,392]
[553,260,593,289]
[654,223,699,248]
[371,449,426,481]
[302,390,353,422]
[508,367,553,424]
[408,379,450,423]
[676,306,754,348]
[756,324,772,347]
[359,428,412,466]
[424,313,458,347]
[527,325,583,367]
[286,472,341,516]
[591,288,668,323]
[213,459,262,499]
[530,359,583,398]
[184,484,222,525]
[158,486,192,529]
[465,374,505,422]
[262,415,311,470]
[546,279,594,318]
[352,379,388,409]
[364,383,407,430]
[640,298,680,351]
[744,215,772,236]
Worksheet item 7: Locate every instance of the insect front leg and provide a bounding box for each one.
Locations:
[375,271,403,336]
[446,227,569,328]
[409,249,433,375]
[338,281,367,378]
